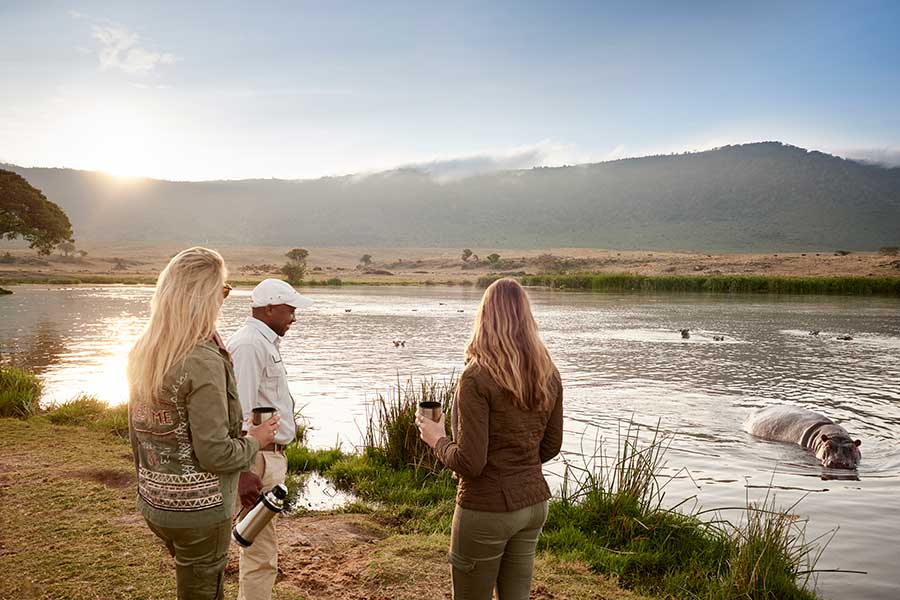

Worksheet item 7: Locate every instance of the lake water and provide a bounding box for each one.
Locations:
[1,285,898,599]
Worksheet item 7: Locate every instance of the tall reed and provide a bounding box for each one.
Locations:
[363,376,456,472]
[515,273,900,296]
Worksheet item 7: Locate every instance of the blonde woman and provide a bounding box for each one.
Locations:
[417,278,564,599]
[127,247,278,600]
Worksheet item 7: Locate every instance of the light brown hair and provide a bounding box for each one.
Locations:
[465,278,557,411]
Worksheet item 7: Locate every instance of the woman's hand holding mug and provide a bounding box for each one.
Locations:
[415,412,446,448]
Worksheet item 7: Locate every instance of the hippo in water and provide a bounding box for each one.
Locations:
[744,405,861,469]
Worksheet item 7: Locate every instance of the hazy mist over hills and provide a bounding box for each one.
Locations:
[5,142,900,252]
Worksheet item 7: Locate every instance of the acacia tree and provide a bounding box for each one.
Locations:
[1,169,73,255]
[359,254,372,266]
[461,248,473,262]
[281,248,308,285]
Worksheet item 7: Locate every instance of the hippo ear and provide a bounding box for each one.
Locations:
[820,434,829,443]
[854,439,861,447]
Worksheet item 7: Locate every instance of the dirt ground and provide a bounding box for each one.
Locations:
[223,513,647,600]
[2,241,898,284]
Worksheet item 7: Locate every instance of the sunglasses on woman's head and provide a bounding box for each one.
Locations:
[223,283,233,298]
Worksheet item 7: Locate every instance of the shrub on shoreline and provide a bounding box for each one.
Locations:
[45,394,107,426]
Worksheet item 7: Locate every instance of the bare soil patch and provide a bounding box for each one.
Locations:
[74,467,134,488]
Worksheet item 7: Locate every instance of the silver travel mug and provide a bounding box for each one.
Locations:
[232,484,288,547]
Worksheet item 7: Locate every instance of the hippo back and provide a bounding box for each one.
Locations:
[743,405,833,445]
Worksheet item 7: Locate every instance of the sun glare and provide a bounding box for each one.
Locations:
[62,105,160,178]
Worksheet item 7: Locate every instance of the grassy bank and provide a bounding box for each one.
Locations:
[285,377,826,600]
[505,273,900,295]
[1,367,828,599]
[1,369,638,599]
[0,416,637,600]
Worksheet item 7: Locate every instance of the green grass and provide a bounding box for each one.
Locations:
[0,366,43,418]
[285,444,346,473]
[515,273,900,296]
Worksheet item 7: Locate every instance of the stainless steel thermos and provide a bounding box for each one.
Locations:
[232,483,288,547]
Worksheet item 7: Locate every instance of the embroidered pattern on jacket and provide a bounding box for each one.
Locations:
[170,372,196,475]
[138,468,223,511]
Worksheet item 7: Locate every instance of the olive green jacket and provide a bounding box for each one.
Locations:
[128,338,259,528]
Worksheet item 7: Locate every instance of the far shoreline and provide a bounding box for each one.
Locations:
[2,242,899,295]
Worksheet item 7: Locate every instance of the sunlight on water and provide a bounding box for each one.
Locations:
[1,285,899,598]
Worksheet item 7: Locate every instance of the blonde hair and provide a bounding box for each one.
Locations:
[465,278,557,411]
[128,247,227,402]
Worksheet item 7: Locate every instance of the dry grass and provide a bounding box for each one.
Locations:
[2,242,898,286]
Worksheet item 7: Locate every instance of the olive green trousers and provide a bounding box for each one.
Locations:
[448,500,549,600]
[145,518,232,600]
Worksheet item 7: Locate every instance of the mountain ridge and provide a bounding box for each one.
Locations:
[4,142,899,252]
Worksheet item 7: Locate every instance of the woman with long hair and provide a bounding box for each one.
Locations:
[127,247,277,600]
[417,278,564,599]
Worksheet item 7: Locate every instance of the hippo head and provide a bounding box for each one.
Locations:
[816,434,861,469]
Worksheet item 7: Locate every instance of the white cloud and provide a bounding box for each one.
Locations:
[837,147,900,168]
[89,23,178,74]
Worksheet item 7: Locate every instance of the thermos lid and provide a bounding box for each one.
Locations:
[272,483,288,500]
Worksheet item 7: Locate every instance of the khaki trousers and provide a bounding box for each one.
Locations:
[145,517,231,600]
[235,450,288,600]
[448,500,549,600]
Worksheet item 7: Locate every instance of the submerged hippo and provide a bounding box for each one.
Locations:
[744,405,861,469]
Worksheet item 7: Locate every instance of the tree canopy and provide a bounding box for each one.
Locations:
[0,169,73,254]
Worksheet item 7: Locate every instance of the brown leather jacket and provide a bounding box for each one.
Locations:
[434,362,563,512]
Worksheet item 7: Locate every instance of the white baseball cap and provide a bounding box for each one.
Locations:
[250,279,314,309]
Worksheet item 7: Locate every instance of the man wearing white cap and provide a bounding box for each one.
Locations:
[226,278,313,600]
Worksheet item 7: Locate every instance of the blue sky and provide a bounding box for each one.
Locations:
[1,1,899,180]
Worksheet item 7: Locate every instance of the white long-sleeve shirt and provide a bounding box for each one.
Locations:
[226,317,297,445]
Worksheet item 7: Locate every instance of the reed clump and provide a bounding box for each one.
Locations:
[517,273,900,296]
[0,366,43,418]
[362,376,456,472]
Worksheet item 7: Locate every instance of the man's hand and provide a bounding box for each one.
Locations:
[238,471,263,509]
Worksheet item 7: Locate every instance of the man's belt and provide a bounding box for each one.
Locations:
[260,443,288,453]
